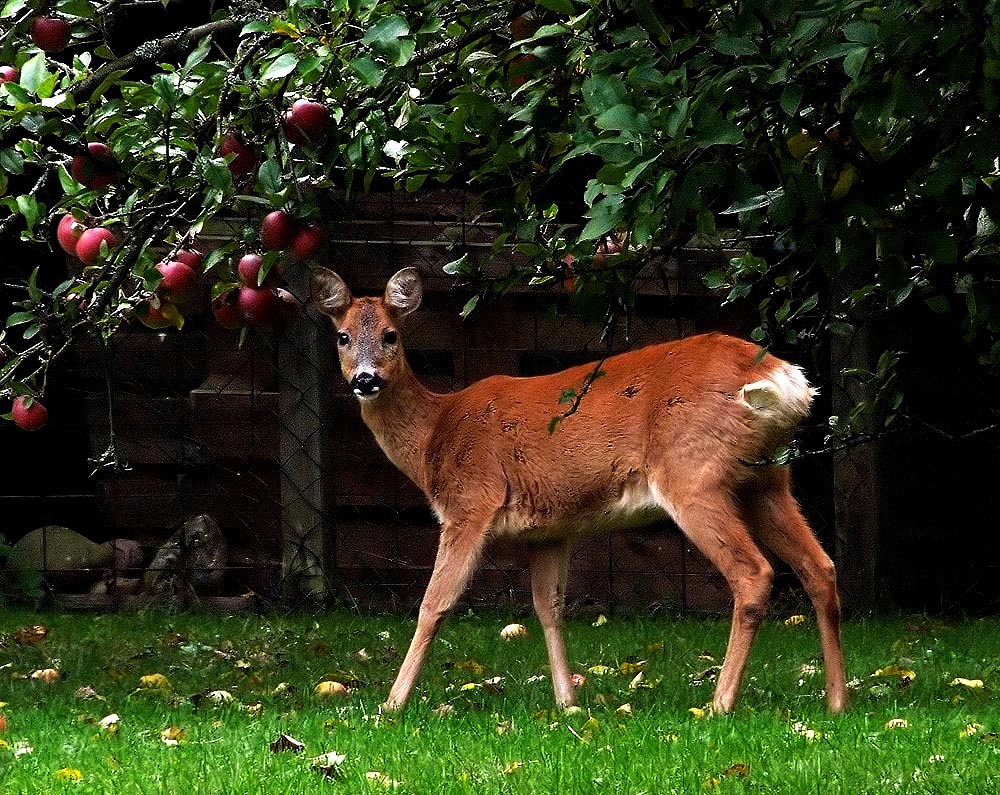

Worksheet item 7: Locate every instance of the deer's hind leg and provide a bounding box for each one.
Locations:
[739,468,848,713]
[653,473,775,714]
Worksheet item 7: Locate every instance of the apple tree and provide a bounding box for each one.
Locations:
[1,0,999,453]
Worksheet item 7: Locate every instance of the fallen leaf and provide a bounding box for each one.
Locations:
[139,673,171,690]
[571,673,587,688]
[615,703,633,717]
[160,726,185,746]
[483,676,505,693]
[53,768,82,782]
[455,660,486,675]
[500,623,529,641]
[503,761,525,775]
[14,625,48,645]
[269,733,305,753]
[592,614,608,627]
[618,660,646,676]
[784,614,807,627]
[885,718,910,730]
[949,678,984,689]
[960,723,983,738]
[791,721,825,741]
[688,707,707,720]
[432,703,454,717]
[311,751,346,779]
[98,714,120,735]
[723,763,750,778]
[873,664,916,684]
[587,665,614,676]
[30,668,60,684]
[74,685,105,700]
[207,689,234,704]
[314,680,349,699]
[366,771,400,788]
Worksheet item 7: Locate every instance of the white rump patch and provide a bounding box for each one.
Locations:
[739,363,815,425]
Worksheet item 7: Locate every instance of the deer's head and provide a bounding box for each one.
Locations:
[311,267,423,399]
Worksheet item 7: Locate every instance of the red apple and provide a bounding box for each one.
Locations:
[173,247,204,270]
[238,285,281,327]
[0,65,18,84]
[291,225,325,261]
[510,13,540,41]
[56,212,88,256]
[155,260,199,302]
[219,131,257,177]
[260,210,296,251]
[508,53,540,89]
[71,142,120,189]
[237,253,277,287]
[30,16,71,53]
[11,396,48,431]
[283,98,329,145]
[75,227,119,265]
[211,290,244,330]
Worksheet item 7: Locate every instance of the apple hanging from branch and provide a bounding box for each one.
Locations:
[11,395,48,431]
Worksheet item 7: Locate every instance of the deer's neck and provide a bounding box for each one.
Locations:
[358,365,443,492]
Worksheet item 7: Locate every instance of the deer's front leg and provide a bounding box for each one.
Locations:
[383,520,489,711]
[528,540,575,708]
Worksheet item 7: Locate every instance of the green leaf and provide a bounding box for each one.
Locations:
[261,52,298,82]
[363,15,414,66]
[19,53,49,95]
[0,148,24,175]
[580,195,624,240]
[350,57,383,87]
[257,159,283,194]
[459,293,479,318]
[693,114,742,147]
[582,74,627,115]
[714,34,758,56]
[60,0,95,17]
[843,46,868,79]
[1,0,27,16]
[779,85,803,116]
[363,15,409,47]
[5,311,35,327]
[594,104,644,134]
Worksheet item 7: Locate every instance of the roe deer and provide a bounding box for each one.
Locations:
[311,266,847,714]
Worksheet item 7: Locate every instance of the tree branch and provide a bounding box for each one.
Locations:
[70,17,253,102]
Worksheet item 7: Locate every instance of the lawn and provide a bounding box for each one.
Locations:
[0,606,997,794]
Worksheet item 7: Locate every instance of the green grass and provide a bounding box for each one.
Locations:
[1,607,998,794]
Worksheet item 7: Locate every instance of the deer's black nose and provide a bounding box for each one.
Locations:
[351,372,385,396]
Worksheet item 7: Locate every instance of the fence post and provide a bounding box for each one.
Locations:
[278,266,336,600]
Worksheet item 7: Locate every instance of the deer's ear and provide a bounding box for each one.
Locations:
[311,267,352,317]
[384,267,423,317]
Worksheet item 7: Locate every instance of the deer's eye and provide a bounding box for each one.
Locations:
[337,331,350,347]
[382,329,398,346]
